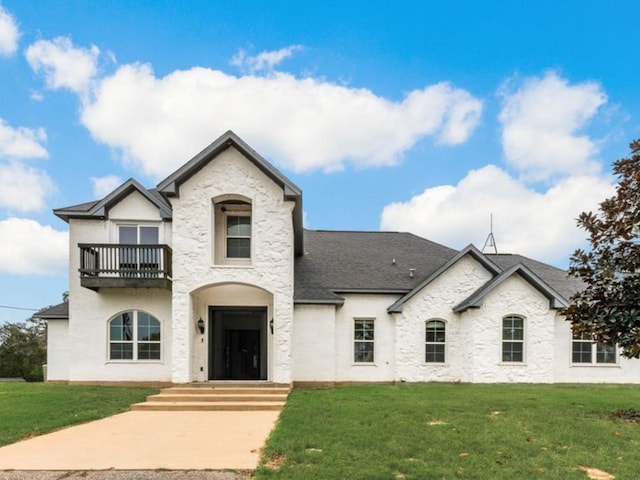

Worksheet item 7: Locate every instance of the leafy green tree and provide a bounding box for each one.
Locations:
[564,139,640,357]
[0,317,46,381]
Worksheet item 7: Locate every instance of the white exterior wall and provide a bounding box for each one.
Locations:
[464,276,555,383]
[333,294,398,382]
[395,256,492,382]
[553,317,640,382]
[169,147,295,383]
[292,304,337,382]
[65,191,173,382]
[46,320,69,381]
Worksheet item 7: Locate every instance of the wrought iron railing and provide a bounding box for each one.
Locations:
[78,244,172,280]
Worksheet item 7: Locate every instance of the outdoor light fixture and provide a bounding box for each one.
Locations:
[197,318,205,334]
[270,318,274,334]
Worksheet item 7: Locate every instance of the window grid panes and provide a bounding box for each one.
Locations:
[354,319,374,363]
[226,215,251,258]
[572,332,617,365]
[425,320,446,363]
[502,316,524,363]
[109,311,161,361]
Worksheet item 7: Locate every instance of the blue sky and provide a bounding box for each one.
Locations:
[0,1,638,324]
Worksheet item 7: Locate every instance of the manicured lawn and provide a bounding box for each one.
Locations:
[0,383,156,447]
[257,384,640,480]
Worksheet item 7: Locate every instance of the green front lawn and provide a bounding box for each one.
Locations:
[0,383,156,447]
[257,384,640,480]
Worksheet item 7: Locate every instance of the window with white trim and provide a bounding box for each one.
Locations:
[425,320,446,363]
[109,311,161,361]
[502,315,524,363]
[572,332,617,365]
[213,197,252,265]
[354,319,375,363]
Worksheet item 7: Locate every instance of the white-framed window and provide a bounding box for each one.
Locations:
[117,224,161,276]
[502,315,524,363]
[425,319,446,363]
[118,224,159,245]
[225,214,251,258]
[572,332,617,365]
[354,319,375,363]
[108,311,161,361]
[213,196,252,265]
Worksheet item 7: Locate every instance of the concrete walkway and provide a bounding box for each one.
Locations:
[0,410,280,472]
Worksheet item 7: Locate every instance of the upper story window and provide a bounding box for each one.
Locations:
[572,332,617,365]
[425,319,446,363]
[108,310,161,361]
[502,315,525,363]
[213,195,252,265]
[119,224,159,244]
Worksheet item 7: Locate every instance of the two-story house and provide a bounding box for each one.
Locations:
[38,131,640,384]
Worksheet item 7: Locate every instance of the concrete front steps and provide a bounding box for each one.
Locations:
[131,381,290,412]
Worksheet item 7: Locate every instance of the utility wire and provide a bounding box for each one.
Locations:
[0,305,39,312]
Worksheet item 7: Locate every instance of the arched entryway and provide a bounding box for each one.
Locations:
[191,282,273,382]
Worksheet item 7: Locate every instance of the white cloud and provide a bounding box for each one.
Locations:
[0,5,19,56]
[25,36,99,94]
[0,217,68,275]
[0,118,48,159]
[91,174,122,197]
[499,72,607,181]
[80,63,482,177]
[0,161,55,212]
[231,45,303,74]
[380,165,614,265]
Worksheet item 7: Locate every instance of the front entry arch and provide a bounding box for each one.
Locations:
[208,307,267,380]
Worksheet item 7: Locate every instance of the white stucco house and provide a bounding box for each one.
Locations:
[37,131,639,385]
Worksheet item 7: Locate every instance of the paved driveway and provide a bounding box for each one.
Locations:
[0,410,280,471]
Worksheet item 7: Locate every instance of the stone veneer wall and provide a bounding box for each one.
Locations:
[169,147,295,383]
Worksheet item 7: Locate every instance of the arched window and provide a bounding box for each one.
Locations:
[109,311,161,361]
[425,320,446,363]
[213,195,252,265]
[502,315,524,363]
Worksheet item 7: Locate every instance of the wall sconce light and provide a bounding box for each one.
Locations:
[197,318,205,334]
[269,318,274,334]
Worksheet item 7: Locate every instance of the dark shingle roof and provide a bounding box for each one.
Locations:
[294,230,458,302]
[295,231,583,307]
[486,254,583,301]
[34,302,69,320]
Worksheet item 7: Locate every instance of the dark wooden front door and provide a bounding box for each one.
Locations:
[225,329,260,380]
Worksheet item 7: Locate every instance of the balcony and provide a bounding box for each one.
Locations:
[79,244,172,291]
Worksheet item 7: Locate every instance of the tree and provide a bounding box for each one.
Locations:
[564,139,640,358]
[0,317,46,381]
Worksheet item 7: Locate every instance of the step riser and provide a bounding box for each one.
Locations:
[161,388,290,395]
[131,404,284,412]
[148,395,287,402]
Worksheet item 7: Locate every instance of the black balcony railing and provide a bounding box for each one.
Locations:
[78,244,172,290]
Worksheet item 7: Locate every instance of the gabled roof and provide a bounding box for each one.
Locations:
[387,244,502,313]
[156,130,304,256]
[34,302,69,320]
[54,179,172,222]
[294,230,458,304]
[452,263,569,312]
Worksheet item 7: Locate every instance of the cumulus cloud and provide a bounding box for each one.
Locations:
[380,165,614,265]
[0,5,19,56]
[499,72,607,181]
[0,161,55,212]
[25,36,99,94]
[91,174,122,197]
[0,118,48,159]
[80,63,482,177]
[231,45,303,74]
[0,218,68,275]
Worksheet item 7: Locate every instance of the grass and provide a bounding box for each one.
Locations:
[257,384,640,480]
[0,383,156,447]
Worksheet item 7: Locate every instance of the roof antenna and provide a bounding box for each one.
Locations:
[482,214,498,254]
